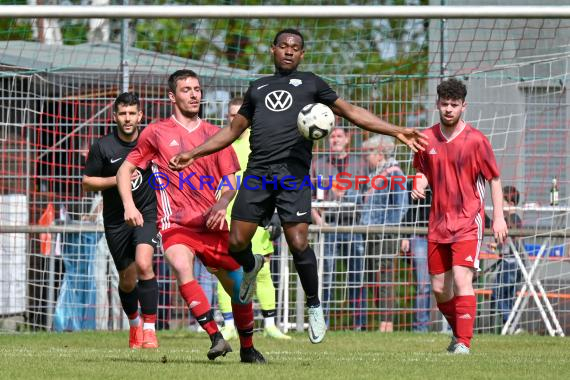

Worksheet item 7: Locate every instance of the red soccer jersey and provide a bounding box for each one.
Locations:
[413,123,500,243]
[127,116,240,232]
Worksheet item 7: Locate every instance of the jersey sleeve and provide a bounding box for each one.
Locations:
[237,85,254,121]
[314,74,339,106]
[412,151,425,174]
[83,140,104,176]
[126,125,157,169]
[478,135,500,180]
[216,145,241,178]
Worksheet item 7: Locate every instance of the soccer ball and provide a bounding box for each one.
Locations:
[297,103,335,141]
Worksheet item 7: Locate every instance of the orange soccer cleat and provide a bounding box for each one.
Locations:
[142,329,159,349]
[129,323,143,349]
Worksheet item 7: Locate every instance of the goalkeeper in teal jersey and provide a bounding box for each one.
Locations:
[218,97,290,340]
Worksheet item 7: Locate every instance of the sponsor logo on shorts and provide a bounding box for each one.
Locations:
[465,255,474,262]
[458,313,472,320]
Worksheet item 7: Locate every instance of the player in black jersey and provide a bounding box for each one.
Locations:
[83,92,159,349]
[169,29,427,344]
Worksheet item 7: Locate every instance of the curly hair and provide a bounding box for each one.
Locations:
[437,78,467,101]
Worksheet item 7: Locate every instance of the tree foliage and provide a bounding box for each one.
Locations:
[134,0,429,77]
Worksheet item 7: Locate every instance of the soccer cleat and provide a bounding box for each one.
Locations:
[263,325,291,340]
[240,347,267,364]
[207,332,233,360]
[446,336,457,353]
[450,342,470,355]
[220,324,238,340]
[239,254,264,303]
[129,323,143,349]
[142,329,159,349]
[307,304,327,344]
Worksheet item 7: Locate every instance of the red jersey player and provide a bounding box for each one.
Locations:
[411,78,508,354]
[116,70,266,364]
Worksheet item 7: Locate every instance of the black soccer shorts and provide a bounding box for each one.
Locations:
[231,160,312,226]
[104,216,158,272]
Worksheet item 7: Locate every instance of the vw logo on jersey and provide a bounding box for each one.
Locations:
[265,90,293,112]
[131,169,143,191]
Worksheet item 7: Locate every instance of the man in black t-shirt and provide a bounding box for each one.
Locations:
[83,92,158,349]
[169,28,427,344]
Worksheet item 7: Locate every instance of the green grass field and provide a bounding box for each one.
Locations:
[1,330,568,379]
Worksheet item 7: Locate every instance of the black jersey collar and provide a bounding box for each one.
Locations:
[113,128,138,147]
[275,69,298,77]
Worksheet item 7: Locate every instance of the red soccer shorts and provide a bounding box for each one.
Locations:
[427,240,481,275]
[159,227,240,271]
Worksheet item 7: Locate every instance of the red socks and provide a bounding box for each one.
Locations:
[179,280,218,335]
[142,313,157,324]
[232,303,254,348]
[438,295,476,348]
[437,298,456,335]
[454,295,476,347]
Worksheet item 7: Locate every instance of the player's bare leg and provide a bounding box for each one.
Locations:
[229,219,264,303]
[431,270,456,352]
[283,222,325,343]
[165,244,231,360]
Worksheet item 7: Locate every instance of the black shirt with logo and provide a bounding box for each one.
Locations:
[239,70,339,171]
[84,129,156,227]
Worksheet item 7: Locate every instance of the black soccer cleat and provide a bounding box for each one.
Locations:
[207,332,233,360]
[240,346,267,364]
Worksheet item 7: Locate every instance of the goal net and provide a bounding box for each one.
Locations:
[0,2,568,336]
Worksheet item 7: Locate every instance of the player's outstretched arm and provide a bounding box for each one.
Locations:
[116,160,144,227]
[169,115,250,171]
[330,98,427,152]
[490,177,508,244]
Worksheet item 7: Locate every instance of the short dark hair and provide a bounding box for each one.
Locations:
[229,97,243,108]
[437,78,467,101]
[113,92,140,112]
[503,185,520,205]
[168,69,199,93]
[273,28,304,49]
